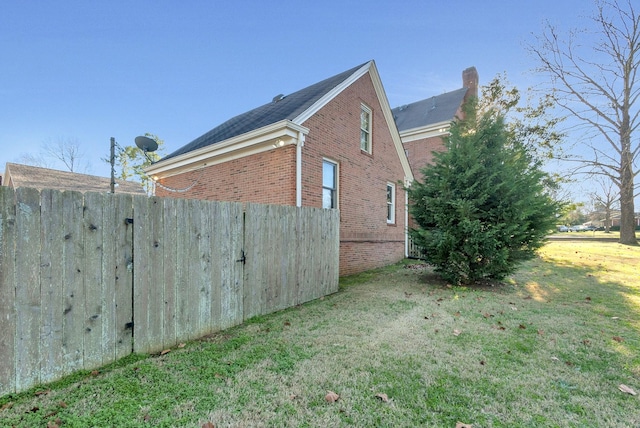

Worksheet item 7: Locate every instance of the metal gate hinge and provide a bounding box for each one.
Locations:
[236,250,246,265]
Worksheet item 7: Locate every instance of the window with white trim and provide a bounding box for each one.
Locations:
[322,159,338,209]
[360,104,372,153]
[386,182,395,224]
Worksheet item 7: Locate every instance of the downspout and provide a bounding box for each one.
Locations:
[404,177,411,258]
[296,132,305,207]
[405,183,409,257]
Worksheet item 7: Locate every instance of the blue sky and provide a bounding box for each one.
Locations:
[1,1,598,193]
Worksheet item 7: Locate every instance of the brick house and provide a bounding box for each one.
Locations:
[146,61,413,276]
[392,67,478,182]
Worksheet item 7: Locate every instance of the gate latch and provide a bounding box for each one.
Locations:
[236,250,246,265]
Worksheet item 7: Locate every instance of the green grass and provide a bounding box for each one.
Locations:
[1,242,639,427]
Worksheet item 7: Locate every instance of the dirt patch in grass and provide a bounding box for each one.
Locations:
[2,242,639,427]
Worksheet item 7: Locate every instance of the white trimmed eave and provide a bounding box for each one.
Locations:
[145,120,309,179]
[367,61,414,184]
[292,62,372,124]
[399,120,451,144]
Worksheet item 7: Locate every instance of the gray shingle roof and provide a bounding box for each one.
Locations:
[392,87,467,132]
[3,163,147,195]
[163,62,368,161]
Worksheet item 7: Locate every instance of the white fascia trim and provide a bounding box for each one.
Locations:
[399,120,451,143]
[146,120,309,179]
[368,61,414,182]
[292,62,372,125]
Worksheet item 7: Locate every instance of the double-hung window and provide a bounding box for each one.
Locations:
[322,159,338,209]
[386,182,395,224]
[360,104,372,153]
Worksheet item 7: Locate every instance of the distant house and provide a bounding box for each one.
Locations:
[392,67,478,182]
[2,163,147,195]
[605,213,640,229]
[146,60,414,276]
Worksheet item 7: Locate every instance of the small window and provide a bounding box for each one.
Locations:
[322,159,338,209]
[386,183,395,224]
[360,104,372,153]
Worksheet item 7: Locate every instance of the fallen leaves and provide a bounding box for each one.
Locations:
[160,349,171,356]
[47,418,62,428]
[325,391,340,403]
[613,336,624,343]
[375,393,389,402]
[453,329,462,336]
[618,384,637,395]
[202,422,216,428]
[456,422,473,428]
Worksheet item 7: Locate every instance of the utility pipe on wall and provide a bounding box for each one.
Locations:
[296,132,305,207]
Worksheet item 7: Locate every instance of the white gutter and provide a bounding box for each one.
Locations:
[296,131,305,207]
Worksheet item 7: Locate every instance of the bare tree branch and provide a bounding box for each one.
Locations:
[528,0,640,244]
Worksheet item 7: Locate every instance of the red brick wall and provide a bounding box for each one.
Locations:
[300,73,407,275]
[403,136,446,183]
[156,71,408,276]
[156,147,297,206]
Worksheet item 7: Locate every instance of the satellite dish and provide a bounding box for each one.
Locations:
[135,136,158,152]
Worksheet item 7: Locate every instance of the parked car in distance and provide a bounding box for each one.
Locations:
[557,225,569,232]
[569,225,588,232]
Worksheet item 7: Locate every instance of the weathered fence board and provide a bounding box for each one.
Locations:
[83,191,105,370]
[61,191,85,374]
[0,188,338,396]
[217,201,244,330]
[162,197,178,349]
[174,198,190,343]
[39,189,64,384]
[0,187,16,396]
[15,188,42,391]
[195,199,212,340]
[111,193,134,361]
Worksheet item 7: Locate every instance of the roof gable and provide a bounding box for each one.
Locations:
[148,61,413,183]
[3,163,147,195]
[392,87,467,132]
[163,62,368,161]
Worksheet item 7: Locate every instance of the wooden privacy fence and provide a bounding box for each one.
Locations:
[0,187,339,396]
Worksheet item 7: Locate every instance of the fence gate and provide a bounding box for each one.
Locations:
[131,196,245,354]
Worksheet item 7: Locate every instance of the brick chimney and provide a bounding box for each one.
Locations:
[462,66,479,102]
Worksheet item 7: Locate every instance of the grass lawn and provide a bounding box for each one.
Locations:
[1,241,639,427]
